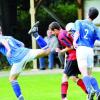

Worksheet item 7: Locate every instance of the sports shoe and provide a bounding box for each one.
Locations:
[87,90,95,100]
[62,97,68,100]
[18,95,24,100]
[96,92,100,100]
[28,21,39,35]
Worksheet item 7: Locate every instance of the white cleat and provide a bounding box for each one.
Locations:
[62,97,68,100]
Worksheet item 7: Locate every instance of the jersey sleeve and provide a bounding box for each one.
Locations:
[95,27,100,40]
[75,20,81,32]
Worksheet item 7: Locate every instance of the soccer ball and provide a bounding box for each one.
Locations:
[65,22,75,32]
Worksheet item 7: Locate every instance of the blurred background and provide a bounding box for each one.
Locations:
[0,0,100,70]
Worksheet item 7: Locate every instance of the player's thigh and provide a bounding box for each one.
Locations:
[76,46,88,76]
[87,51,94,68]
[9,62,24,79]
[26,49,44,61]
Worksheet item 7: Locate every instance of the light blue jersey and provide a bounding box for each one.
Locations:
[0,36,29,65]
[75,19,100,48]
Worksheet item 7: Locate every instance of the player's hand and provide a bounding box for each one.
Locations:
[73,42,78,49]
[56,48,60,52]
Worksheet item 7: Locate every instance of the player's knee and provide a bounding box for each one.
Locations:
[62,74,69,83]
[9,75,18,82]
[71,76,79,83]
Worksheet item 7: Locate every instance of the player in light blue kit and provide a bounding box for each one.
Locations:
[0,24,50,100]
[73,7,100,100]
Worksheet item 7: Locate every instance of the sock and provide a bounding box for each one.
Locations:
[77,79,88,94]
[90,77,100,94]
[83,76,92,94]
[11,80,24,99]
[61,82,68,99]
[36,35,48,49]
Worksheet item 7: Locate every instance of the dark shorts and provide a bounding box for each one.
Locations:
[63,60,81,77]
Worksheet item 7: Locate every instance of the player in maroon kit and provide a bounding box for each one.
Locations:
[48,22,87,100]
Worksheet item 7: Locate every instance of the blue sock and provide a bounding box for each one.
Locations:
[11,80,24,100]
[83,76,92,94]
[36,35,48,49]
[90,77,100,94]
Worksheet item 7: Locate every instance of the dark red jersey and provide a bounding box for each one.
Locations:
[58,29,76,61]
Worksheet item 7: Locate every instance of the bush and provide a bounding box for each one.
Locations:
[36,2,78,35]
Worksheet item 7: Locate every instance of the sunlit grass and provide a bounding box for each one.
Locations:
[0,72,100,100]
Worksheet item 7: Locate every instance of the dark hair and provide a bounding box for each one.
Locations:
[49,22,61,30]
[88,7,99,20]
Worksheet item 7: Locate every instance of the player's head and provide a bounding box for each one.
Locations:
[88,7,99,20]
[65,22,75,34]
[48,22,61,36]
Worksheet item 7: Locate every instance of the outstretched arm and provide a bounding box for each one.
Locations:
[73,31,80,49]
[1,39,11,57]
[73,20,80,48]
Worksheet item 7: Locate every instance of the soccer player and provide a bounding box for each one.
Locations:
[73,7,100,100]
[48,22,87,100]
[0,25,50,100]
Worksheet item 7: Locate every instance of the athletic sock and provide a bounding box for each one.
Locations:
[77,79,88,94]
[83,76,92,94]
[32,32,48,49]
[11,80,24,100]
[90,77,100,94]
[61,82,68,99]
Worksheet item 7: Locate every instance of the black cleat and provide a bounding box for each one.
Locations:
[87,90,95,100]
[28,21,39,35]
[96,93,100,100]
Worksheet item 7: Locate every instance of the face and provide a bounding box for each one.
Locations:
[49,29,60,36]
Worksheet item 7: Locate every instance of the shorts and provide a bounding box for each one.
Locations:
[10,49,43,76]
[76,46,94,68]
[64,60,81,77]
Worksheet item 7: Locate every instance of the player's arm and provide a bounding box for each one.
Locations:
[1,39,11,57]
[56,46,72,55]
[95,27,100,40]
[73,31,79,48]
[73,20,80,48]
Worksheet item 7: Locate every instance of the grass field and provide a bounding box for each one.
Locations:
[0,71,100,100]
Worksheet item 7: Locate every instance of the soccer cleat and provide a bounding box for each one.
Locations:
[87,90,95,100]
[18,95,24,100]
[62,97,68,100]
[28,21,39,35]
[96,92,100,100]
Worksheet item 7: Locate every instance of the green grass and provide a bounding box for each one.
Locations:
[0,72,100,100]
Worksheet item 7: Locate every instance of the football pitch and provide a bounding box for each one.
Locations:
[0,71,100,100]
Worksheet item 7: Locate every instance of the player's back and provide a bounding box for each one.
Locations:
[0,36,29,65]
[75,19,98,48]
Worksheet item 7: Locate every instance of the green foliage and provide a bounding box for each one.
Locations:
[36,2,78,34]
[52,3,78,24]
